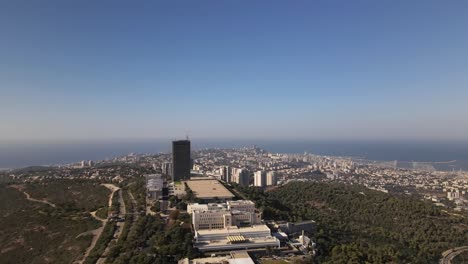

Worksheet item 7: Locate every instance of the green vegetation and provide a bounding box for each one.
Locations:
[150,201,160,212]
[83,221,117,264]
[128,177,147,213]
[106,214,198,264]
[24,179,110,212]
[104,178,199,264]
[83,189,123,263]
[110,190,121,215]
[96,206,109,219]
[0,180,110,264]
[235,182,468,264]
[453,251,468,264]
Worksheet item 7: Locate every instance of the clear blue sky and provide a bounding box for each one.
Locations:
[1,1,467,142]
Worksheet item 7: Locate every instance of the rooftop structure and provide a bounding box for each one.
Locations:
[185,179,235,200]
[178,251,254,264]
[189,200,261,230]
[194,225,279,252]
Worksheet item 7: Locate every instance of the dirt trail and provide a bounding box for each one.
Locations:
[75,183,120,264]
[9,185,57,208]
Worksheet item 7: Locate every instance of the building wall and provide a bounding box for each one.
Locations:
[172,140,191,182]
[254,171,266,187]
[192,210,231,230]
[266,171,277,186]
[191,200,261,230]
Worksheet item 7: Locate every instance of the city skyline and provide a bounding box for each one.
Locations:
[1,1,468,141]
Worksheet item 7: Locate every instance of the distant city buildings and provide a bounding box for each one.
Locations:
[220,166,231,182]
[172,140,191,182]
[232,168,250,186]
[161,161,172,176]
[447,189,461,201]
[267,171,277,186]
[254,170,266,187]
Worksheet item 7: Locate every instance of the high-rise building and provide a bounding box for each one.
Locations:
[161,162,173,176]
[232,168,250,186]
[254,171,266,187]
[172,140,191,181]
[266,171,277,186]
[221,166,231,182]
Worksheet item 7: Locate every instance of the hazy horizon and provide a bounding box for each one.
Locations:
[1,1,468,142]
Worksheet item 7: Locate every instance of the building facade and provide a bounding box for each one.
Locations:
[266,171,277,186]
[189,200,261,230]
[232,168,250,186]
[254,171,266,187]
[172,140,191,182]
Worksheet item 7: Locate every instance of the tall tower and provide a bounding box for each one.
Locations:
[172,140,191,182]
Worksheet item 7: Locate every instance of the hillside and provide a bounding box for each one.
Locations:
[0,180,110,263]
[236,182,468,263]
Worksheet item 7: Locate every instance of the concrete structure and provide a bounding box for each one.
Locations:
[161,161,172,176]
[266,171,277,186]
[277,220,316,236]
[254,171,266,187]
[194,225,280,252]
[187,203,227,214]
[146,174,165,200]
[185,179,235,201]
[178,251,254,264]
[447,190,461,200]
[220,166,231,182]
[232,168,250,186]
[172,140,191,182]
[189,200,261,230]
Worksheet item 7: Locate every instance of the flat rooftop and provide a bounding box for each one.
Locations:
[194,236,279,252]
[185,179,235,200]
[196,224,271,236]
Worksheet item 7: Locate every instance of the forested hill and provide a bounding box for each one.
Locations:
[235,182,468,263]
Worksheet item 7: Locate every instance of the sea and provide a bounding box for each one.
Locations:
[0,139,467,171]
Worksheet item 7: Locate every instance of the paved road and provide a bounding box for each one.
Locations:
[96,188,126,264]
[440,246,468,264]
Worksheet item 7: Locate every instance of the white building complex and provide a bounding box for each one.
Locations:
[188,200,261,230]
[188,200,279,252]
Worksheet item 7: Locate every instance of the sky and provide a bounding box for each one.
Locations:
[1,1,468,142]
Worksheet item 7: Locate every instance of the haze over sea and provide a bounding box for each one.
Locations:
[1,140,467,171]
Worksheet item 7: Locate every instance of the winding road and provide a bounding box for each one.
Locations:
[440,246,468,264]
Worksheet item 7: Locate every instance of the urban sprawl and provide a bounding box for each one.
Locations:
[6,140,468,263]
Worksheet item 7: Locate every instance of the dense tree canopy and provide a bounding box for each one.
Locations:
[236,182,468,263]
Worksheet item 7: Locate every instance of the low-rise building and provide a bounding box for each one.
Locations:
[189,200,261,230]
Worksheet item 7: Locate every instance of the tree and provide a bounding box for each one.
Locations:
[169,209,180,220]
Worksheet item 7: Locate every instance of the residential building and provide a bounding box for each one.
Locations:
[254,170,266,187]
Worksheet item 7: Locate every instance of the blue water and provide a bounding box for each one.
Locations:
[0,139,467,170]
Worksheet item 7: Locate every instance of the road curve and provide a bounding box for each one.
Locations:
[440,246,468,264]
[76,183,120,264]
